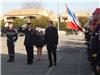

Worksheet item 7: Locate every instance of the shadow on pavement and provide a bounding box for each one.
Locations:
[1,37,92,75]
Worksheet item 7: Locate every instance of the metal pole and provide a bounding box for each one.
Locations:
[57,0,59,31]
[58,17,60,31]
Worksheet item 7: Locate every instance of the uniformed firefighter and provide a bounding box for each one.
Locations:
[6,21,18,62]
[90,8,100,75]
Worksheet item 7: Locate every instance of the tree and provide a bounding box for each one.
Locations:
[78,16,88,27]
[38,16,50,28]
[59,22,67,30]
[13,18,26,28]
[55,22,67,31]
[0,20,5,28]
[31,16,50,28]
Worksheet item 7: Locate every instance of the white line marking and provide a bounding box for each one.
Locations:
[45,55,63,75]
[78,50,81,75]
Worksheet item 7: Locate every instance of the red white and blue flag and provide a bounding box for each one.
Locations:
[66,6,82,31]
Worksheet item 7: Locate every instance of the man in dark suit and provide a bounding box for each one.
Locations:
[44,21,59,67]
[24,21,36,65]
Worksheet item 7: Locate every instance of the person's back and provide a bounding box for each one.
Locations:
[35,29,44,61]
[36,30,44,43]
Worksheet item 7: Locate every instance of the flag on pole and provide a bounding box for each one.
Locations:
[66,5,82,31]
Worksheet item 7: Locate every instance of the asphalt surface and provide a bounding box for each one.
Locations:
[1,34,94,75]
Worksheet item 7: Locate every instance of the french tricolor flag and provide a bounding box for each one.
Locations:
[66,6,82,31]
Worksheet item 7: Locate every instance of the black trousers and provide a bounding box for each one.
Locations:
[47,45,57,65]
[25,45,34,63]
[7,45,15,60]
[91,61,100,75]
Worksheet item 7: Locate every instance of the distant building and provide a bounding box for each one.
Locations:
[1,9,93,26]
[60,12,68,22]
[60,10,92,22]
[75,10,92,17]
[3,8,57,23]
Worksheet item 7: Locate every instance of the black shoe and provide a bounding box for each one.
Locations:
[48,64,53,68]
[54,63,57,66]
[6,59,14,63]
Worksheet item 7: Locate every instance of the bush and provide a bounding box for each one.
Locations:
[13,18,26,28]
[55,22,75,34]
[31,16,50,28]
[78,16,88,27]
[55,22,67,31]
[0,20,5,28]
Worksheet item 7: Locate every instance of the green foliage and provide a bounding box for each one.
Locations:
[55,22,67,31]
[13,18,26,28]
[31,16,50,28]
[55,22,77,34]
[78,16,88,27]
[30,18,37,28]
[0,20,5,28]
[59,22,67,30]
[1,16,50,29]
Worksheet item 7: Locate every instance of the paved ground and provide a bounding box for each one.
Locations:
[1,34,94,75]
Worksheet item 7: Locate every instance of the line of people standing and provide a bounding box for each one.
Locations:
[85,8,100,75]
[5,20,59,67]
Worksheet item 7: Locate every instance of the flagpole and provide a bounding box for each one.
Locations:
[57,0,59,31]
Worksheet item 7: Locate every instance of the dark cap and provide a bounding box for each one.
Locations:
[48,20,53,24]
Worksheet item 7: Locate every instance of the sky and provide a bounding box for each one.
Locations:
[0,0,100,15]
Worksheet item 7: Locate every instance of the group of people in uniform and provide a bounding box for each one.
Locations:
[5,20,58,68]
[4,8,100,73]
[85,8,100,75]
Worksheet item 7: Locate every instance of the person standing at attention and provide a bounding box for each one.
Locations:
[24,20,36,65]
[5,21,18,63]
[44,21,59,67]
